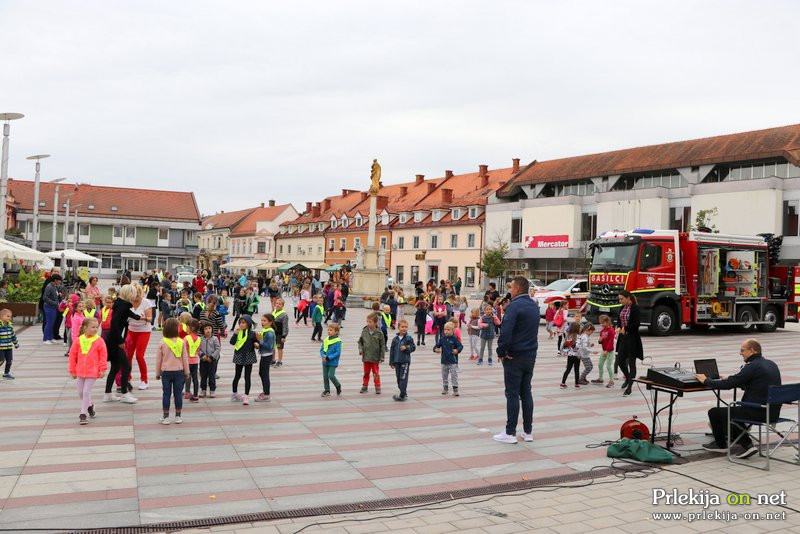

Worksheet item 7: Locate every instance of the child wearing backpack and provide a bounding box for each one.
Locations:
[554,301,568,355]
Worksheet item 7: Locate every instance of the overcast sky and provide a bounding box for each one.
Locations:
[2,1,798,216]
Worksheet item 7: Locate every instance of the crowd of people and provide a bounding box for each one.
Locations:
[21,266,783,459]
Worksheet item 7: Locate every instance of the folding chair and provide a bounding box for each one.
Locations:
[727,383,800,471]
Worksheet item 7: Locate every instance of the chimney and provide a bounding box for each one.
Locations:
[427,183,437,194]
[445,170,454,179]
[360,192,369,202]
[512,159,520,172]
[342,189,349,197]
[376,196,389,211]
[399,186,408,197]
[269,199,276,207]
[260,202,265,208]
[479,164,489,187]
[312,203,321,217]
[220,210,224,213]
[305,202,312,213]
[415,174,425,184]
[323,198,331,211]
[441,188,453,204]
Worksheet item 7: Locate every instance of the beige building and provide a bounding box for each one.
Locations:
[488,123,800,283]
[228,202,298,265]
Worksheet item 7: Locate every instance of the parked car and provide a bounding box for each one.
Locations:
[174,265,195,287]
[533,278,589,317]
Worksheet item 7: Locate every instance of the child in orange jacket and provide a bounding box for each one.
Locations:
[68,317,108,425]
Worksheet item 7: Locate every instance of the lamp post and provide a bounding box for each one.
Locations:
[26,154,50,250]
[0,113,24,238]
[72,204,82,249]
[50,178,65,252]
[62,195,73,251]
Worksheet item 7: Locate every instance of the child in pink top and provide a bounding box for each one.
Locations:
[70,300,87,343]
[183,318,202,402]
[68,317,107,425]
[155,318,190,425]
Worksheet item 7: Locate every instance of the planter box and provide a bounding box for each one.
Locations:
[4,302,39,325]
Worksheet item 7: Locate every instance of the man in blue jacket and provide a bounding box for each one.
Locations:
[494,276,540,444]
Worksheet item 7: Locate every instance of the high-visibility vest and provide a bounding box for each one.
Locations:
[163,337,183,358]
[323,336,341,353]
[234,329,249,351]
[78,334,100,355]
[185,334,201,357]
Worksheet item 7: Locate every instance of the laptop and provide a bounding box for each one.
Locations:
[694,358,720,379]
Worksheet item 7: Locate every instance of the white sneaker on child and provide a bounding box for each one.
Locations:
[174,416,183,424]
[103,392,120,402]
[120,392,138,404]
[138,382,148,390]
[521,432,534,442]
[493,432,518,444]
[159,417,171,425]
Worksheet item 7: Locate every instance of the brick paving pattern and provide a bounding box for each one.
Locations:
[0,301,799,531]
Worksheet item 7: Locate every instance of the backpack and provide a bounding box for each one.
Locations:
[554,310,565,327]
[561,338,576,357]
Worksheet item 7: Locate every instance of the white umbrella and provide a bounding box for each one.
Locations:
[0,237,49,262]
[46,249,101,263]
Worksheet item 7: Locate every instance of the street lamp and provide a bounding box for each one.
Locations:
[50,178,66,252]
[72,204,82,249]
[0,113,25,238]
[62,194,74,250]
[26,154,50,250]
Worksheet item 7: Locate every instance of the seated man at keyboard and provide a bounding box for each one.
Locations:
[695,338,782,459]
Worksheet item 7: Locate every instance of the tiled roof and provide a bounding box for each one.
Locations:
[391,212,485,230]
[9,179,200,222]
[499,123,800,196]
[229,205,294,236]
[201,208,256,230]
[414,169,513,210]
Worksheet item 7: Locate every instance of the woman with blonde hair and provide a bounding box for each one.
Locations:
[125,283,155,391]
[103,284,142,403]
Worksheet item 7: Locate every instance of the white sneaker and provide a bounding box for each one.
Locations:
[120,392,138,404]
[521,432,534,442]
[159,417,171,425]
[174,416,183,424]
[43,340,53,345]
[242,395,250,406]
[138,382,149,390]
[103,392,120,402]
[493,432,518,444]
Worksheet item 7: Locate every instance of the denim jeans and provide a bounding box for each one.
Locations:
[502,356,535,436]
[43,305,57,342]
[161,370,185,413]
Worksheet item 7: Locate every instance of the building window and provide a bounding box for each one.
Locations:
[355,216,362,226]
[784,201,799,237]
[468,207,478,219]
[414,212,423,222]
[279,245,283,254]
[399,214,407,223]
[317,245,322,255]
[669,207,691,233]
[341,216,348,227]
[380,236,387,250]
[465,266,475,287]
[467,233,476,248]
[396,265,404,285]
[397,236,405,250]
[340,238,346,251]
[331,220,337,229]
[538,180,597,197]
[612,171,687,191]
[430,235,438,249]
[186,230,196,242]
[307,245,312,254]
[447,266,457,282]
[452,208,461,219]
[511,218,522,243]
[354,237,361,250]
[411,265,419,284]
[329,238,335,251]
[257,242,266,254]
[580,213,597,242]
[79,224,90,236]
[125,226,136,239]
[450,234,458,248]
[113,225,123,238]
[158,228,169,240]
[412,236,420,249]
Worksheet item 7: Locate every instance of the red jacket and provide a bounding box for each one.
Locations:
[68,335,108,378]
[193,276,206,294]
[600,326,616,352]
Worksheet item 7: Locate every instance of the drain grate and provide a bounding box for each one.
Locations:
[66,458,700,534]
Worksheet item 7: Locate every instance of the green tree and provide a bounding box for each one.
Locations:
[477,240,509,279]
[691,207,719,233]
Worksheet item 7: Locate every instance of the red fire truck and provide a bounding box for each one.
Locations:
[585,229,790,336]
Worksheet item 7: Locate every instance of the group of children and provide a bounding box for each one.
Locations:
[558,313,617,389]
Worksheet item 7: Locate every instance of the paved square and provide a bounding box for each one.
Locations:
[1,301,799,531]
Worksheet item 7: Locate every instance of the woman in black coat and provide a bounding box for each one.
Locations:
[616,290,643,397]
[104,284,141,402]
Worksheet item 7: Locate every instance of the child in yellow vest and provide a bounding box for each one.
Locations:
[68,317,107,424]
[183,318,202,401]
[155,318,190,425]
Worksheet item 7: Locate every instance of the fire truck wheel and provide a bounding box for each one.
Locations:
[649,304,676,336]
[736,306,757,332]
[756,305,779,333]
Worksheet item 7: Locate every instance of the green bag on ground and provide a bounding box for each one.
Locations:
[607,438,673,464]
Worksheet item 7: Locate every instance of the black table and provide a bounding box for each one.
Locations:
[633,378,737,456]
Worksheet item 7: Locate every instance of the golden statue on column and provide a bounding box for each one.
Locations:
[369,159,381,195]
